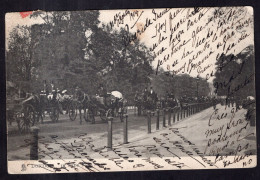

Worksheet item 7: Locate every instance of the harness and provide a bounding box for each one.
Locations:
[22,95,34,104]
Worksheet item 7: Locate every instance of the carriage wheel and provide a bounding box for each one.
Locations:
[50,107,59,122]
[84,109,95,123]
[17,104,35,133]
[68,102,77,121]
[100,109,107,122]
[105,109,113,120]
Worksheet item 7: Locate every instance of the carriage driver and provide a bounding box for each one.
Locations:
[98,84,108,106]
[56,88,64,114]
[143,87,148,102]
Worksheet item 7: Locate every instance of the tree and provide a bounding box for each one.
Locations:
[30,11,101,93]
[213,45,255,100]
[6,25,40,92]
[151,69,211,98]
[95,27,153,101]
[19,10,154,99]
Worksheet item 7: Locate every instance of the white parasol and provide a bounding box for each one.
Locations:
[111,91,123,99]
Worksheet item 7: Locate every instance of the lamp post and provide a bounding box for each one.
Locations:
[196,76,199,101]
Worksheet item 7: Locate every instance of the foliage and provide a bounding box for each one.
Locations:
[213,45,255,100]
[6,11,153,100]
[6,11,212,103]
[151,69,211,99]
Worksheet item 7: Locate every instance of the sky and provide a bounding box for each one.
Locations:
[99,7,254,82]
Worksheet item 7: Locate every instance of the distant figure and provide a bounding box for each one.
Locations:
[134,91,142,116]
[165,91,170,100]
[56,88,63,101]
[149,87,156,98]
[62,90,70,100]
[98,84,107,106]
[236,96,242,110]
[56,89,63,114]
[61,90,70,114]
[243,96,256,126]
[143,87,148,102]
[149,87,157,110]
[212,96,217,110]
[75,86,85,102]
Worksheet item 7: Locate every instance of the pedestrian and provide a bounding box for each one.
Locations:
[149,87,157,110]
[98,84,107,106]
[143,87,148,102]
[134,91,141,116]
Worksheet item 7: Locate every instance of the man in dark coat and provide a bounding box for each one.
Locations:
[75,86,85,102]
[98,84,108,106]
[134,90,142,116]
[149,87,157,110]
[143,87,148,102]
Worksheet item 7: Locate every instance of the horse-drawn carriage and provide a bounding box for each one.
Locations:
[37,92,60,123]
[6,81,36,133]
[68,90,126,124]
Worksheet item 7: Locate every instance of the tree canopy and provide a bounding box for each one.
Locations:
[6,10,212,103]
[213,45,255,100]
[151,69,211,99]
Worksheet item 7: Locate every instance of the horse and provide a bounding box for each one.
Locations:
[31,91,61,123]
[69,90,92,124]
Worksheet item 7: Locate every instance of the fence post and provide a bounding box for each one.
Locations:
[168,108,172,126]
[91,109,95,124]
[30,126,39,160]
[147,110,151,133]
[123,114,128,144]
[163,108,166,127]
[173,109,176,123]
[177,108,180,121]
[156,109,160,130]
[107,117,113,150]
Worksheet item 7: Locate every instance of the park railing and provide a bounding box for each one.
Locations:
[106,101,213,150]
[29,102,213,159]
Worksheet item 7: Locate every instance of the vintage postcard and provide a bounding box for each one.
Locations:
[6,7,256,174]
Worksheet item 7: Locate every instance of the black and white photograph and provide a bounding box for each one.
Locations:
[5,7,256,173]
